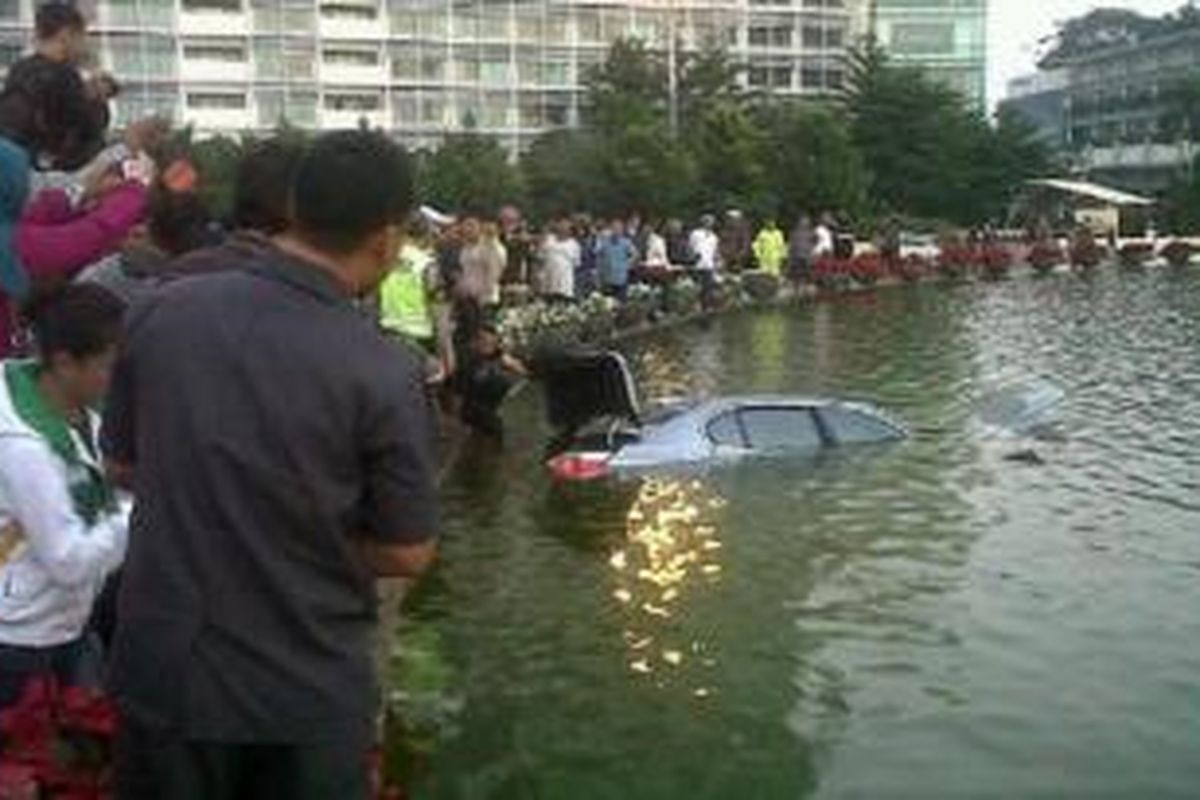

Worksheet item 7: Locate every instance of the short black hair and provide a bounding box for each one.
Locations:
[148,188,213,256]
[24,283,125,362]
[291,130,414,254]
[233,137,305,235]
[35,2,86,40]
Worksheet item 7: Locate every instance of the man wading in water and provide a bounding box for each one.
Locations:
[103,130,439,799]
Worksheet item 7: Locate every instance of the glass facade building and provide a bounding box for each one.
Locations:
[869,0,986,108]
[1002,17,1200,192]
[0,0,866,151]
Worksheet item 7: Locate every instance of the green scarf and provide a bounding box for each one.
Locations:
[4,361,113,525]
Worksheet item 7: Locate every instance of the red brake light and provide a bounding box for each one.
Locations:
[547,453,612,482]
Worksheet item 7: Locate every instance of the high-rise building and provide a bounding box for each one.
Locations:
[869,0,987,108]
[1000,7,1200,192]
[0,0,867,151]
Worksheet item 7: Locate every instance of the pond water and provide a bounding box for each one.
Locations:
[398,269,1200,799]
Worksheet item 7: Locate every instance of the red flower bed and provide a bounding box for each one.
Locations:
[849,253,884,286]
[1028,242,1065,273]
[1070,237,1104,270]
[0,678,117,799]
[0,678,407,799]
[1118,241,1154,268]
[938,245,974,279]
[1161,240,1195,267]
[979,245,1013,278]
[889,255,931,283]
[812,256,852,289]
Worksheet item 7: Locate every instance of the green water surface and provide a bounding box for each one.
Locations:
[399,269,1200,799]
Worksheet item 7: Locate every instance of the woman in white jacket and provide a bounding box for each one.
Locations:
[0,283,128,709]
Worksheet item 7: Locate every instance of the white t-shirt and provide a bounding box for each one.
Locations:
[644,232,669,268]
[814,224,835,257]
[689,229,720,271]
[540,234,581,299]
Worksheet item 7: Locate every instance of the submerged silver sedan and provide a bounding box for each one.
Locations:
[541,353,906,481]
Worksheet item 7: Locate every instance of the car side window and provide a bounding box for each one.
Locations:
[707,412,745,447]
[818,406,899,444]
[738,408,823,450]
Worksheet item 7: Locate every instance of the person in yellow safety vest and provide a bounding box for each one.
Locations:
[753,219,788,275]
[379,226,436,350]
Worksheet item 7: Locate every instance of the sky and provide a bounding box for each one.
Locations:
[987,0,1185,105]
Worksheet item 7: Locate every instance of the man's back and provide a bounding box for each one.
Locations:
[105,254,437,745]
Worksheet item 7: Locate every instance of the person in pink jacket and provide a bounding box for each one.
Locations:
[17,175,148,286]
[0,164,148,357]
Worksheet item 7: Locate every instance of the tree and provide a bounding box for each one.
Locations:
[755,103,869,223]
[521,130,604,219]
[1161,74,1200,144]
[842,44,1050,226]
[417,132,524,216]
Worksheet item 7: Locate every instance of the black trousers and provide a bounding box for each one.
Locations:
[0,636,103,711]
[115,717,371,800]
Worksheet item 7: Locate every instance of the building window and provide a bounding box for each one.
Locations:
[420,55,444,81]
[323,48,378,66]
[183,44,247,62]
[419,94,444,125]
[0,38,21,68]
[392,51,418,80]
[392,90,417,124]
[516,14,541,42]
[480,11,509,39]
[749,64,791,89]
[546,94,570,126]
[542,61,569,87]
[319,2,376,21]
[182,0,242,13]
[187,93,246,110]
[448,56,477,83]
[324,92,381,112]
[481,60,510,86]
[890,23,955,56]
[801,25,823,49]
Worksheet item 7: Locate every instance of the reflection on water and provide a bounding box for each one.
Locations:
[407,270,1200,800]
[609,479,724,693]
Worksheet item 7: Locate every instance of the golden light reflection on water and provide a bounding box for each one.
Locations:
[609,478,726,697]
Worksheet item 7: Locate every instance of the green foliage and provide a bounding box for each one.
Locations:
[415,132,524,216]
[842,44,1051,227]
[754,103,868,222]
[145,39,1050,230]
[1161,74,1200,142]
[1164,157,1200,234]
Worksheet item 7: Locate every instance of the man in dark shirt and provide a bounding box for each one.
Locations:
[103,130,439,799]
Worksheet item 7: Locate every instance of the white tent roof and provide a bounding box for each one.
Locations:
[1025,179,1155,207]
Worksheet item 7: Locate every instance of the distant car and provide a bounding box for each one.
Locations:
[898,232,941,261]
[540,352,906,481]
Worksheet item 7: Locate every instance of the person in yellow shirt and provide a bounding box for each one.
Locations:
[753,218,787,275]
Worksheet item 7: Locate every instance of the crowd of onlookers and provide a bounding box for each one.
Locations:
[423,208,848,306]
[0,4,865,797]
[0,5,447,798]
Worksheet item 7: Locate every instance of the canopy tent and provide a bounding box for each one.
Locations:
[1024,179,1155,207]
[1017,178,1156,237]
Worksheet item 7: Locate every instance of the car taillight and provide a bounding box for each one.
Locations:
[547,453,611,482]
